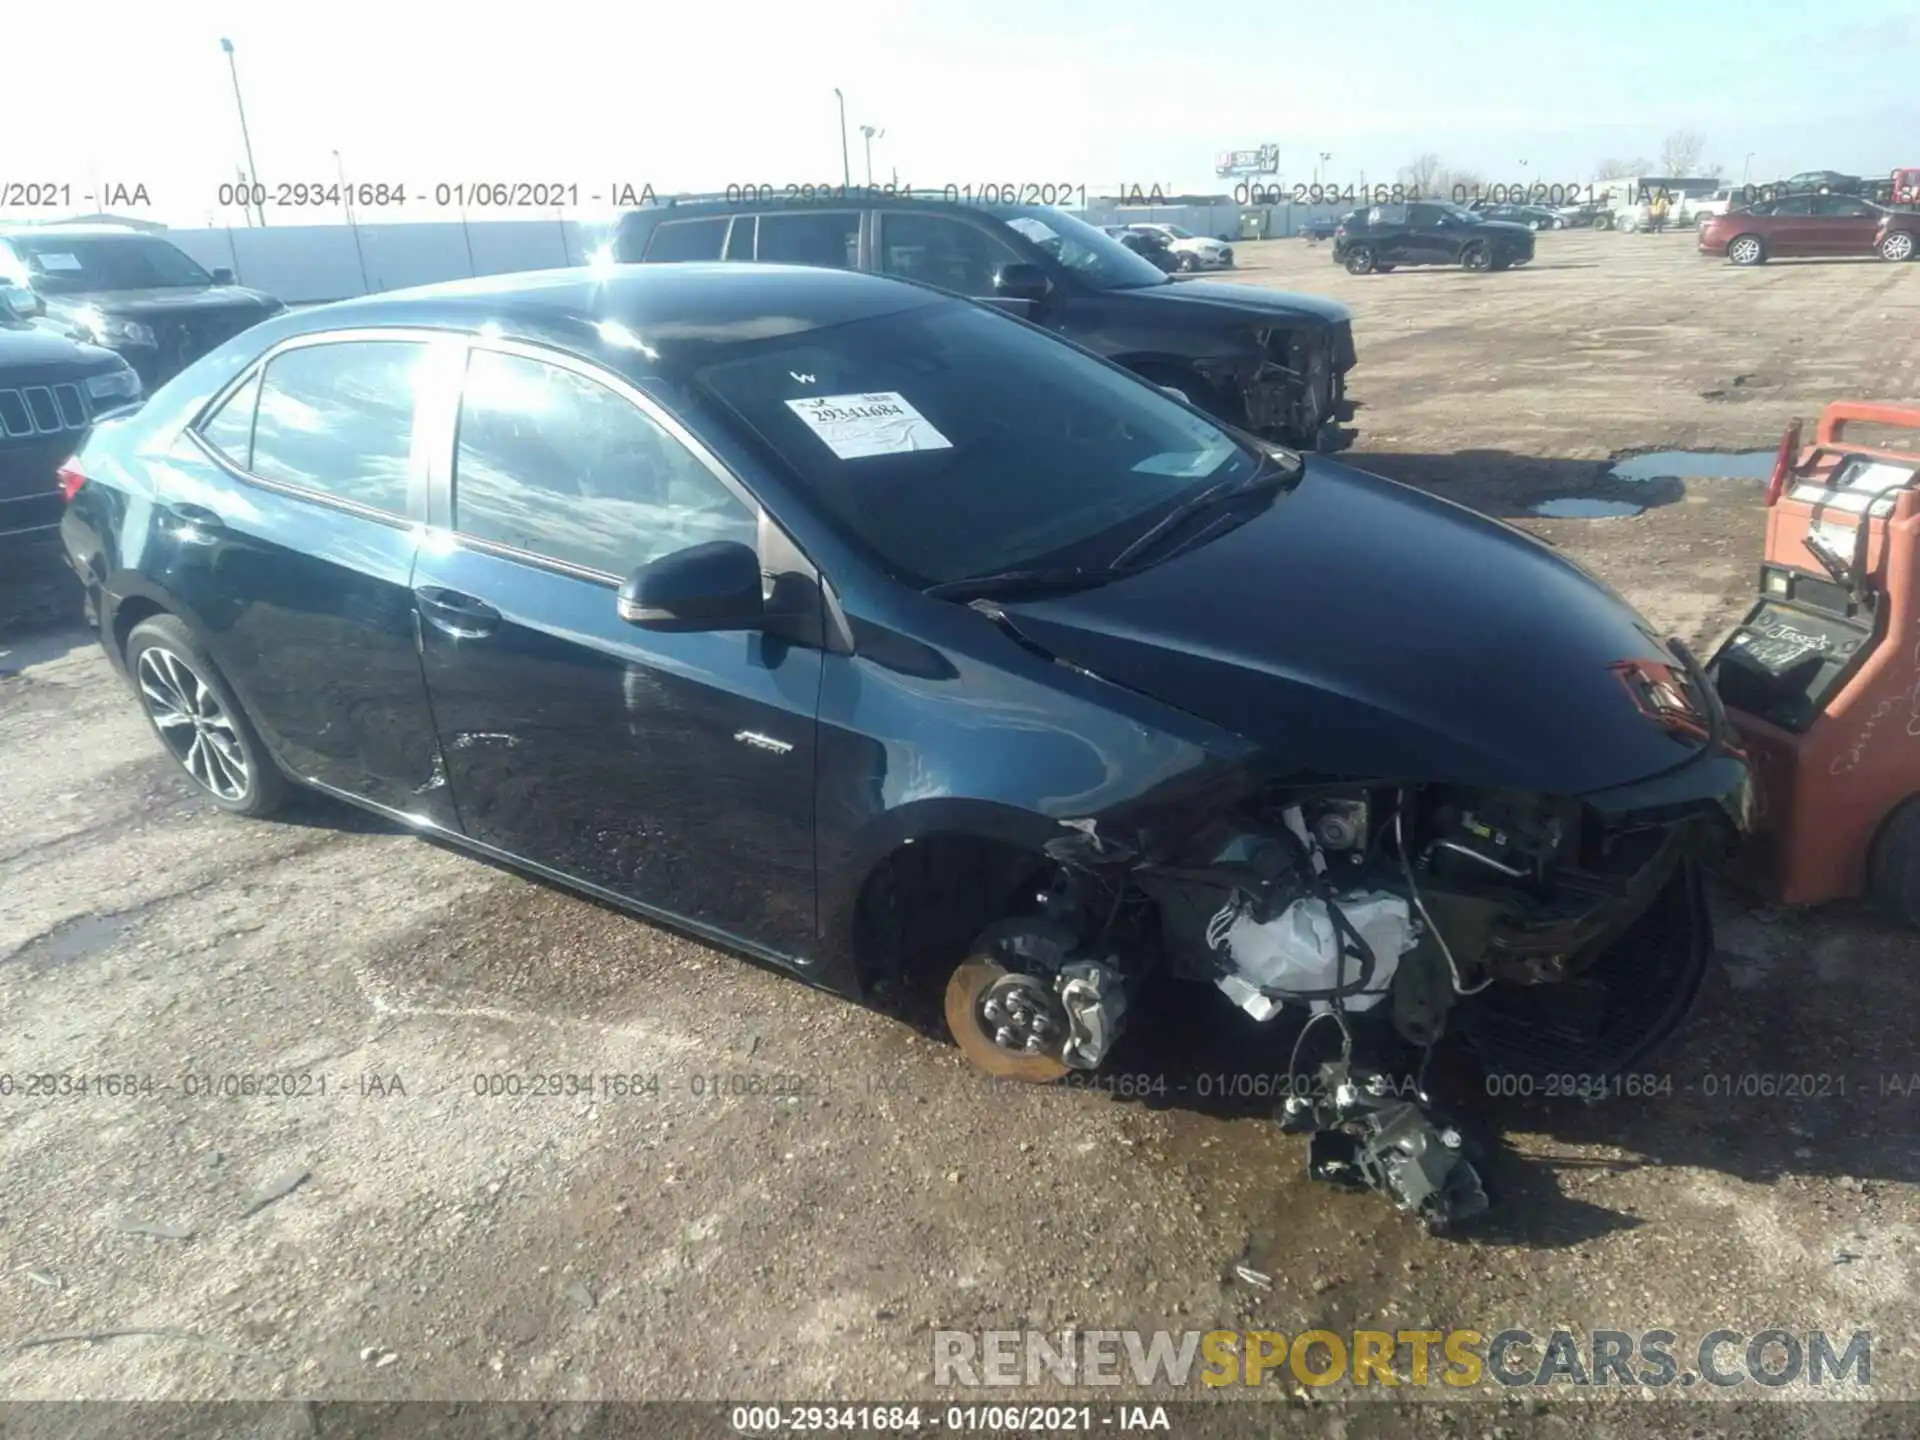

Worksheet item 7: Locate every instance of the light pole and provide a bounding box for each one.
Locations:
[219,38,266,227]
[1315,151,1332,188]
[859,125,884,187]
[1518,157,1529,199]
[832,89,851,188]
[1743,152,1754,186]
[333,149,371,295]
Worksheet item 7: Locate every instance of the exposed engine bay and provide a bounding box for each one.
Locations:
[943,782,1730,1230]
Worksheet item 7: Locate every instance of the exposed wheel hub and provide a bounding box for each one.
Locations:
[979,971,1064,1056]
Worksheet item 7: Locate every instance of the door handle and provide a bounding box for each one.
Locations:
[161,502,226,545]
[414,585,501,639]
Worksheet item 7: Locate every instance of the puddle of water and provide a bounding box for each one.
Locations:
[1531,498,1645,519]
[1608,449,1775,483]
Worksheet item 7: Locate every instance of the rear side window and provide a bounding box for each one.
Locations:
[196,370,262,466]
[248,340,425,514]
[756,212,859,269]
[645,218,728,261]
[452,348,757,576]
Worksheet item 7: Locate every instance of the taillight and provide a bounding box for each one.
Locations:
[56,456,87,504]
[1764,418,1802,507]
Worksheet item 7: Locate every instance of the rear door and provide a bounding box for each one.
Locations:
[409,339,823,960]
[1809,195,1884,254]
[169,332,458,821]
[1400,204,1455,265]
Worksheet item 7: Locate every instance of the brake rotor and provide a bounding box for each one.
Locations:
[944,957,1070,1083]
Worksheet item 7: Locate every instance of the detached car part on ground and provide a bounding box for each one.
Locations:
[613,195,1352,450]
[60,263,1749,1234]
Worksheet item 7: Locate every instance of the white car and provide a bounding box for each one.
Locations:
[1123,223,1234,271]
[1682,189,1735,225]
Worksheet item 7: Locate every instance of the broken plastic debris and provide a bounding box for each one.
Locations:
[1232,1264,1273,1290]
[240,1167,311,1218]
[113,1218,195,1241]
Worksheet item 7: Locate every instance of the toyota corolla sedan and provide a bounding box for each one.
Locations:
[59,263,1750,1226]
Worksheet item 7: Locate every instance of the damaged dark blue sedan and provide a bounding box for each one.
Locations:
[58,263,1750,1226]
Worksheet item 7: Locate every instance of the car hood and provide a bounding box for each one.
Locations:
[1127,279,1351,325]
[45,286,280,318]
[996,459,1707,795]
[0,322,124,371]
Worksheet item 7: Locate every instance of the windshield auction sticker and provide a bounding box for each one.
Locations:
[785,392,952,459]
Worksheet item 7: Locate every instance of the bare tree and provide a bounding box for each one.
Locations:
[1594,156,1655,181]
[1703,160,1726,182]
[1398,152,1443,197]
[1660,130,1706,177]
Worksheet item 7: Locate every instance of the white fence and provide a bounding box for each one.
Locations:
[167,220,599,304]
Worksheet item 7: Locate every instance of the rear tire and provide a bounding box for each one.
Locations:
[1868,799,1920,928]
[126,615,289,818]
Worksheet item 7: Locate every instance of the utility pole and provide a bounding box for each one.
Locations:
[333,149,370,295]
[219,38,267,227]
[859,125,884,186]
[833,89,851,187]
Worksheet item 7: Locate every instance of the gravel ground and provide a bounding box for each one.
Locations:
[3,230,1919,1433]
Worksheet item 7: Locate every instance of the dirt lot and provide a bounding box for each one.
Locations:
[4,229,1920,1433]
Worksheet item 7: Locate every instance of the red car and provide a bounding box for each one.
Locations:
[1699,194,1918,265]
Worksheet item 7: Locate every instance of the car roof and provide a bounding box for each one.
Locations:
[274,262,946,357]
[0,225,156,241]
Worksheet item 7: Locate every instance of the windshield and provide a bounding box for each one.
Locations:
[1437,203,1482,224]
[1159,225,1194,240]
[7,234,215,295]
[694,298,1262,588]
[989,205,1172,290]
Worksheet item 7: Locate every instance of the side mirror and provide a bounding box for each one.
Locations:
[992,262,1051,303]
[617,540,764,632]
[0,285,43,320]
[210,267,235,285]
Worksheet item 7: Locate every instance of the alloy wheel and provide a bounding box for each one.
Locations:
[137,645,251,801]
[1729,235,1764,265]
[1883,231,1916,262]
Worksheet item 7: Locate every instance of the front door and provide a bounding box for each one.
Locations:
[168,334,457,822]
[411,341,822,961]
[874,210,1038,317]
[1809,195,1885,254]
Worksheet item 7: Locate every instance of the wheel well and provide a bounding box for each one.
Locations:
[851,834,1051,1001]
[111,597,167,662]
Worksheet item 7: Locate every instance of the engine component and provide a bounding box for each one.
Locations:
[1056,959,1127,1069]
[1308,798,1369,853]
[1280,1060,1488,1230]
[1213,890,1418,1020]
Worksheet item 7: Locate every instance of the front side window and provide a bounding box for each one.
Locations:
[1770,196,1815,216]
[878,213,1023,296]
[695,298,1262,588]
[453,349,757,577]
[248,340,424,514]
[646,218,728,261]
[755,212,860,269]
[1813,196,1876,217]
[994,206,1169,289]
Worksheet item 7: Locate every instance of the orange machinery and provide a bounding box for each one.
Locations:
[1707,402,1920,925]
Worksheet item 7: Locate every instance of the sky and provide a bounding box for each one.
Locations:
[4,0,1918,228]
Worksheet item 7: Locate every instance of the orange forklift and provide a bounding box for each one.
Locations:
[1707,402,1920,926]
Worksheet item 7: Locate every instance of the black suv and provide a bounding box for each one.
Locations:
[0,286,141,543]
[0,226,284,389]
[1332,201,1535,275]
[613,194,1355,448]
